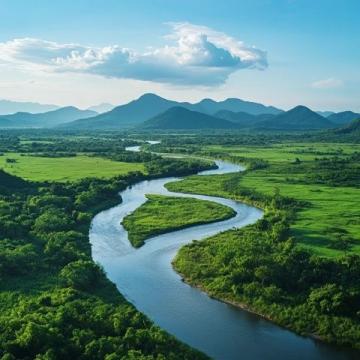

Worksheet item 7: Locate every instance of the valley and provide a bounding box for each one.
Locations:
[0,105,359,359]
[1,2,359,358]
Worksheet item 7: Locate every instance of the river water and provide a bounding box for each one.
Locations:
[90,155,358,359]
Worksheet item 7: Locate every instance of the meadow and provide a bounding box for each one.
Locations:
[122,194,235,247]
[168,142,360,257]
[0,153,145,182]
[205,142,360,162]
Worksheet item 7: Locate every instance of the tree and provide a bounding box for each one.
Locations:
[60,260,104,290]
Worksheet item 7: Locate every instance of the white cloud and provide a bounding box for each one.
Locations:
[311,78,344,89]
[0,23,267,86]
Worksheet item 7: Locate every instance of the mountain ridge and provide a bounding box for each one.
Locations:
[142,106,238,129]
[0,107,97,128]
[327,111,360,125]
[63,93,284,129]
[0,99,59,115]
[252,105,335,131]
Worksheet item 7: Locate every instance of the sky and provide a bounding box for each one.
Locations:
[0,0,359,111]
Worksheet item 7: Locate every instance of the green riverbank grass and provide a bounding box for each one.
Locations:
[0,153,145,182]
[168,143,360,257]
[122,194,236,248]
[205,142,360,162]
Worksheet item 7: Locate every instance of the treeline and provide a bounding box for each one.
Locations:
[144,157,215,177]
[0,169,208,359]
[306,152,360,187]
[173,172,360,350]
[282,152,360,187]
[0,131,140,155]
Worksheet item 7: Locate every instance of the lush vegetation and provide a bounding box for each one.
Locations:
[0,134,216,359]
[1,130,360,355]
[167,143,360,257]
[122,194,235,247]
[165,142,360,349]
[0,153,146,182]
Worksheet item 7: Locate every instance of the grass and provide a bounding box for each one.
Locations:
[206,142,360,162]
[122,194,236,247]
[167,143,360,257]
[0,153,145,182]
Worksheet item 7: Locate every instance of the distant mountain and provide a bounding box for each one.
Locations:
[215,110,275,127]
[64,94,188,129]
[193,98,282,116]
[63,93,283,129]
[0,107,97,128]
[0,99,59,115]
[87,103,115,113]
[142,107,238,129]
[327,111,360,125]
[316,111,334,117]
[253,106,335,131]
[0,118,13,127]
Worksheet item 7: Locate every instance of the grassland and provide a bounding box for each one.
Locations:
[205,142,360,162]
[0,153,145,182]
[167,142,360,257]
[122,194,236,247]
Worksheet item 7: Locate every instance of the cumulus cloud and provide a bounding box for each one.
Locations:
[0,23,267,86]
[311,78,344,89]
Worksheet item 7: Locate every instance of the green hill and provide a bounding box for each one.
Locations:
[215,110,275,127]
[328,111,360,125]
[335,118,360,134]
[142,107,238,129]
[253,105,335,131]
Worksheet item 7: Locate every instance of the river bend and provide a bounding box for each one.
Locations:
[90,159,357,360]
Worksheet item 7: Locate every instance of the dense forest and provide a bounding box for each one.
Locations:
[0,156,210,359]
[1,129,359,357]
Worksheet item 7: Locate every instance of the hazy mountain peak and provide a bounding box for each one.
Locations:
[0,106,97,128]
[87,103,114,113]
[0,99,59,115]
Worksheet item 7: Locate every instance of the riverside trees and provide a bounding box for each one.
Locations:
[0,166,208,359]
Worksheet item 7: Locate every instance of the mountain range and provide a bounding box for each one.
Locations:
[0,107,97,128]
[143,107,238,129]
[0,93,358,132]
[327,111,360,125]
[64,93,283,129]
[141,105,339,131]
[252,106,335,131]
[0,99,59,115]
[214,110,275,127]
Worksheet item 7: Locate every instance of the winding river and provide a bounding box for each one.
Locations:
[90,149,358,359]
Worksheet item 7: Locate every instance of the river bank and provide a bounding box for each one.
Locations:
[89,157,359,359]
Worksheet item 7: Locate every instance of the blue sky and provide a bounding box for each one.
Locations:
[0,0,359,111]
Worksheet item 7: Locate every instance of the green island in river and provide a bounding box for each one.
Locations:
[122,194,236,248]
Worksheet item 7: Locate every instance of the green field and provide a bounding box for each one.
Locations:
[167,143,360,257]
[206,142,360,162]
[0,153,145,182]
[122,194,236,247]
